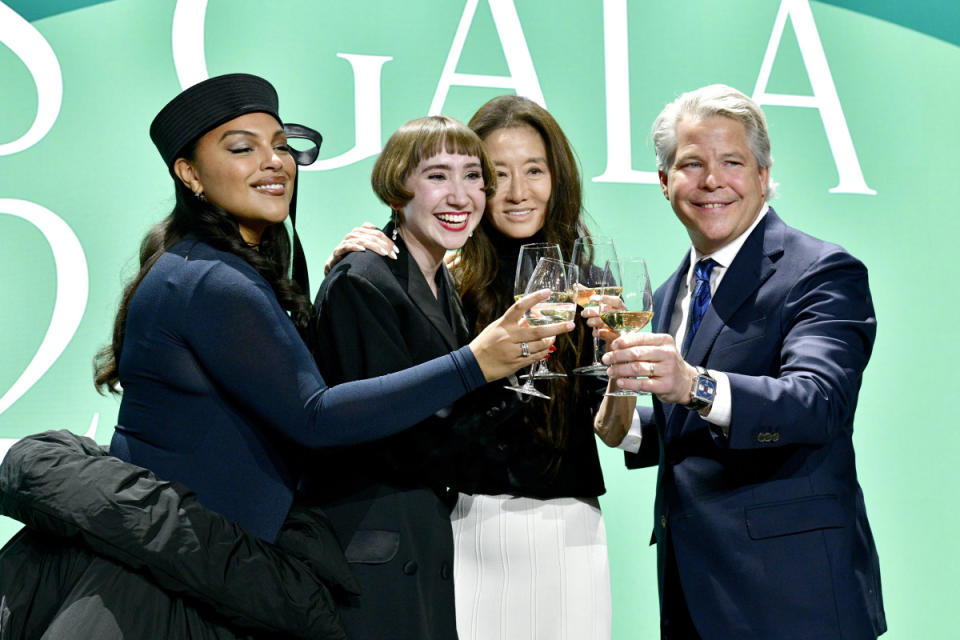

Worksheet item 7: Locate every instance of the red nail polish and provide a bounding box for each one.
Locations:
[549,345,557,352]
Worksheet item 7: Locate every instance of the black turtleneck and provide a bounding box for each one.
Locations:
[452,221,606,499]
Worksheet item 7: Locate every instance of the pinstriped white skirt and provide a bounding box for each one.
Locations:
[451,493,612,640]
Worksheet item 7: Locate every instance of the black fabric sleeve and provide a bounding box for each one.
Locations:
[0,430,352,639]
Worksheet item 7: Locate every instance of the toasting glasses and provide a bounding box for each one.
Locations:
[570,236,619,376]
[504,255,577,399]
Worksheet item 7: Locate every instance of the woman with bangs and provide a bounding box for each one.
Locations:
[306,115,571,640]
[325,96,612,639]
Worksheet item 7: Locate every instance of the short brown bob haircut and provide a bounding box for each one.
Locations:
[371,115,497,211]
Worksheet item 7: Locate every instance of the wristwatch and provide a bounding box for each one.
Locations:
[683,366,716,412]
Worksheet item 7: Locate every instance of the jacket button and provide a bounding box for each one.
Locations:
[660,515,667,528]
[403,561,418,575]
[440,562,451,580]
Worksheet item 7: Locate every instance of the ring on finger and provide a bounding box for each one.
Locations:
[521,342,530,357]
[648,362,656,377]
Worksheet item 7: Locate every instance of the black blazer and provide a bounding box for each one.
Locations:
[305,228,483,640]
[629,209,885,639]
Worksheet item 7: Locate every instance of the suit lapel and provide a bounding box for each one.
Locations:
[684,211,783,366]
[656,253,690,430]
[388,230,461,351]
[441,266,472,347]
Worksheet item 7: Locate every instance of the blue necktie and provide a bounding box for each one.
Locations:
[682,258,718,355]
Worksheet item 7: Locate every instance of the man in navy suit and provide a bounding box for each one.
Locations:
[593,85,885,639]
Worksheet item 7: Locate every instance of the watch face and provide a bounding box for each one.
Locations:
[695,375,717,401]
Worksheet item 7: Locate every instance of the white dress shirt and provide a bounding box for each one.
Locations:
[619,205,769,453]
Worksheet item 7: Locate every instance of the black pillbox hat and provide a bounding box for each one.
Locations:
[150,73,281,168]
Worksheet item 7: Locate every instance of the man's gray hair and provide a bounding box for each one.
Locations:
[651,84,777,200]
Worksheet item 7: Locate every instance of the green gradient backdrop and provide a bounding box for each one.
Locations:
[1,1,957,637]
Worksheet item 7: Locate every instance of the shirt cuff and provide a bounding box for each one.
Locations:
[703,369,731,437]
[617,409,644,453]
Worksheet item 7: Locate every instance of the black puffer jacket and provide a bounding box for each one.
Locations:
[0,430,357,639]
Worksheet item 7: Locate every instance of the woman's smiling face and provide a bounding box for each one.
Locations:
[175,112,295,245]
[399,150,486,263]
[483,124,551,239]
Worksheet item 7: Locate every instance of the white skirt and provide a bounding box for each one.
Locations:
[451,493,612,640]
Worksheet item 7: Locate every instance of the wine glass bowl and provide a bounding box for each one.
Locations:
[571,236,619,376]
[525,259,578,327]
[600,258,654,397]
[504,244,565,399]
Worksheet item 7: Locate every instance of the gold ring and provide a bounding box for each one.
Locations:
[649,362,656,377]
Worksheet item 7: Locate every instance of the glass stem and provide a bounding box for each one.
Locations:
[521,364,539,391]
[591,333,601,366]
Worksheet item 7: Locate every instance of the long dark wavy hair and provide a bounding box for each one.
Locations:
[450,95,591,460]
[93,144,311,394]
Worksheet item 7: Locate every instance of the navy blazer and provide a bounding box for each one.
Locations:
[110,237,485,543]
[628,209,886,639]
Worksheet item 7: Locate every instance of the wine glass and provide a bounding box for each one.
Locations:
[570,236,619,376]
[504,244,563,398]
[526,258,579,381]
[525,258,578,327]
[508,257,577,398]
[513,243,568,381]
[599,258,654,397]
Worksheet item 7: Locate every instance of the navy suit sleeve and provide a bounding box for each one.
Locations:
[724,246,876,449]
[180,262,485,448]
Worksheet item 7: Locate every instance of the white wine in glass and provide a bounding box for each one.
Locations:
[571,236,619,376]
[600,258,654,397]
[504,243,563,398]
[526,259,578,327]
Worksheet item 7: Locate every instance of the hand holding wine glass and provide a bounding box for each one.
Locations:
[599,258,654,397]
[505,255,576,398]
[470,288,573,382]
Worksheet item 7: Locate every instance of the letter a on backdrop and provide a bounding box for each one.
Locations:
[753,0,875,194]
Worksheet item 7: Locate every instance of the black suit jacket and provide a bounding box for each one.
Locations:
[629,209,886,639]
[305,228,479,640]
